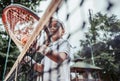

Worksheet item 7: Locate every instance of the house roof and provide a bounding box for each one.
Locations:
[71,61,102,72]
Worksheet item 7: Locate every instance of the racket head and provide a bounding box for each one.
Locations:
[2,4,40,46]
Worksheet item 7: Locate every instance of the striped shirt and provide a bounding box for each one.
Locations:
[41,38,71,81]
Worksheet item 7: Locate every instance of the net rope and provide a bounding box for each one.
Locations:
[2,0,119,81]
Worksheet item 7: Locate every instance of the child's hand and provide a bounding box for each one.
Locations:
[38,45,51,55]
[23,56,36,66]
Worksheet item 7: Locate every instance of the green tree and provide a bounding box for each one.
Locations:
[0,29,20,80]
[0,0,41,80]
[79,12,120,81]
[0,0,41,16]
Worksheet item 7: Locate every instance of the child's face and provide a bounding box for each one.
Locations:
[48,21,64,38]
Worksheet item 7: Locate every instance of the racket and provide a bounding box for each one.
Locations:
[2,4,42,81]
[2,4,40,50]
[2,0,62,80]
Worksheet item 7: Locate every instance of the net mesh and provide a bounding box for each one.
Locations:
[2,0,120,81]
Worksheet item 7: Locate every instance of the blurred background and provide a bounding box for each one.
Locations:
[0,0,120,81]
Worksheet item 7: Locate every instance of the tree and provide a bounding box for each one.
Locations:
[0,0,41,16]
[0,29,20,80]
[79,12,120,81]
[0,0,41,80]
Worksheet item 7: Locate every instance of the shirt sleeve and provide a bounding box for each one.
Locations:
[58,40,71,57]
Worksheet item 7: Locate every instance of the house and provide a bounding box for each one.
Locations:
[70,58,102,81]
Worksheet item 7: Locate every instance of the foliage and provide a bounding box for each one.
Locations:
[0,30,20,80]
[79,12,120,81]
[0,0,41,16]
[0,0,42,80]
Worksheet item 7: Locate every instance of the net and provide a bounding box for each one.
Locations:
[2,0,119,81]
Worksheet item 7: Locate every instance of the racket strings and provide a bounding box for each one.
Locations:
[6,7,38,45]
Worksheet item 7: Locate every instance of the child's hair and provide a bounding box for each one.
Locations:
[50,17,65,30]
